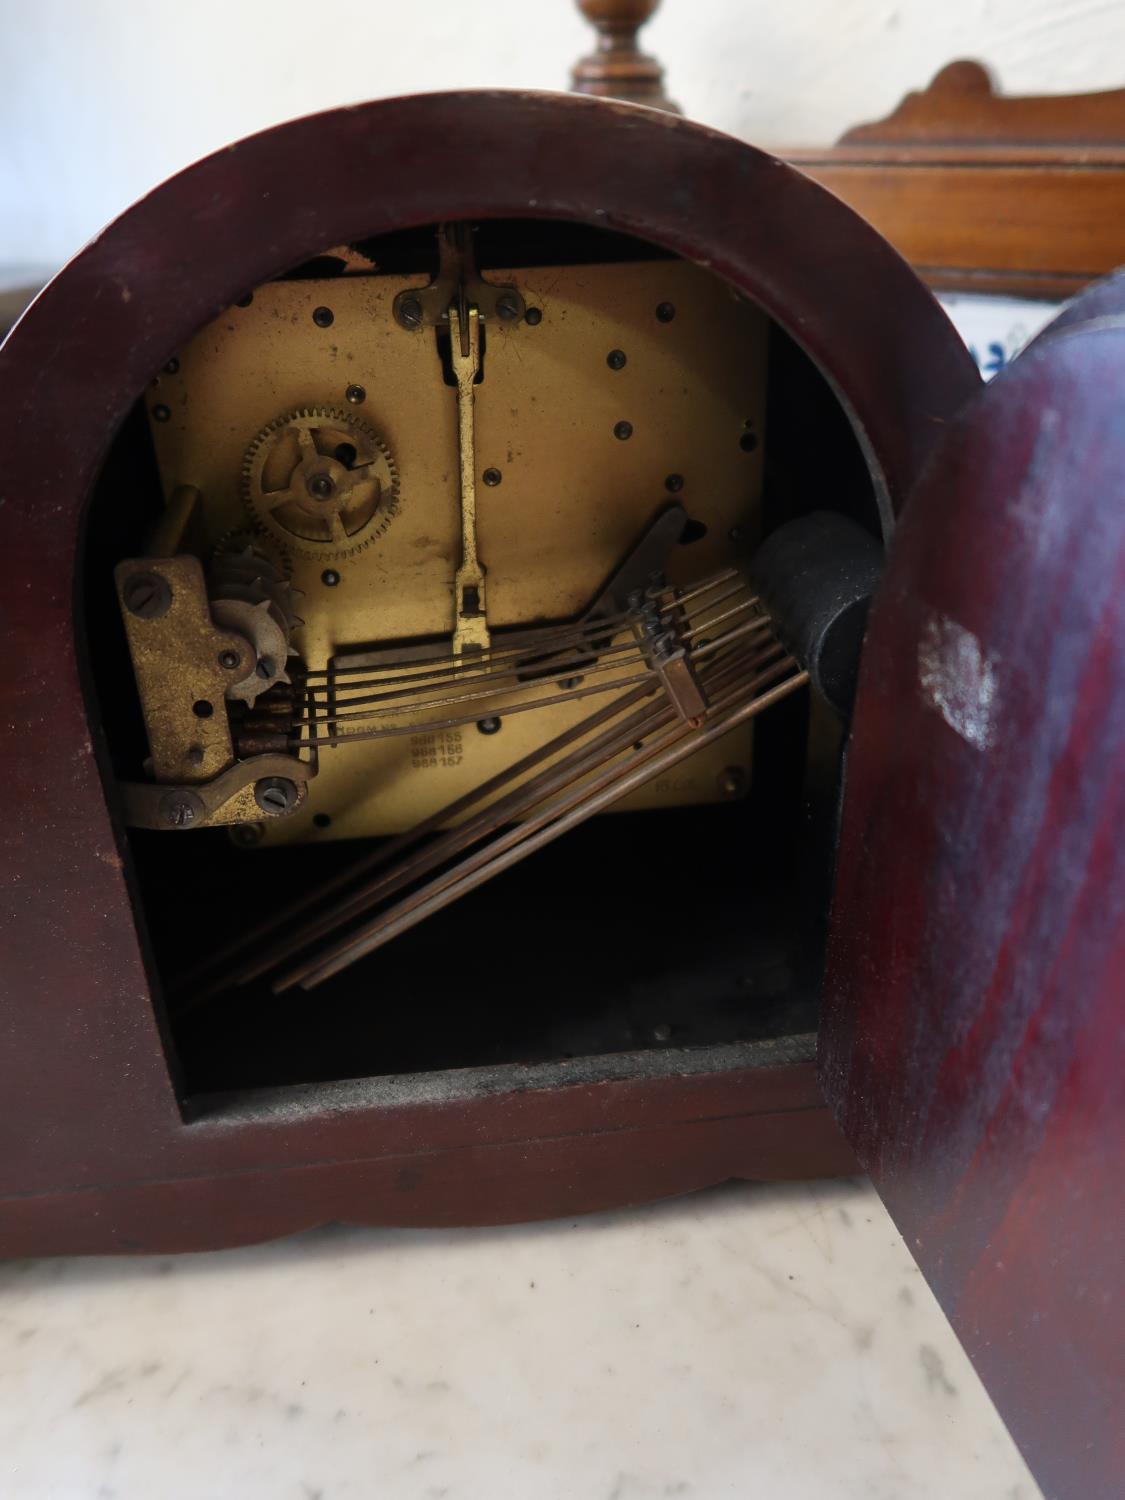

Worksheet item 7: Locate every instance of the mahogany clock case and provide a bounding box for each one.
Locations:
[820,269,1125,1500]
[0,92,978,1254]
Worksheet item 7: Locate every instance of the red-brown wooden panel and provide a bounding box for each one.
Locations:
[822,283,1125,1500]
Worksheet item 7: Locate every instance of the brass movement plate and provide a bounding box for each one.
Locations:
[147,259,768,839]
[114,555,247,784]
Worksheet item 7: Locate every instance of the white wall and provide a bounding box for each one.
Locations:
[1,0,1122,267]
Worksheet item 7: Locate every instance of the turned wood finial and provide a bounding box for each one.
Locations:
[571,1,680,114]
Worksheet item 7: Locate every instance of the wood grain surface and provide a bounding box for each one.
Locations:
[822,278,1125,1500]
[788,60,1125,299]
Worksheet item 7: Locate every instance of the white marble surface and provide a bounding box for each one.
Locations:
[0,1178,1041,1500]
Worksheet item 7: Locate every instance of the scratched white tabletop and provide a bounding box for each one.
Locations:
[0,1177,1040,1500]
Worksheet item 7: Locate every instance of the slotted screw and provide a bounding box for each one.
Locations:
[123,572,172,620]
[159,790,203,828]
[254,777,299,816]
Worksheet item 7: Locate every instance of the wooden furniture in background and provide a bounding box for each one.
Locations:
[787,60,1125,300]
[840,57,1125,147]
[564,22,1125,302]
[570,0,679,113]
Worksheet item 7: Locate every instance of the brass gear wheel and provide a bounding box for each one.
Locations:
[207,542,304,705]
[242,406,398,559]
[212,523,291,575]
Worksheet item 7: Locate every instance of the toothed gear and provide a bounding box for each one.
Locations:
[212,524,291,576]
[208,544,304,705]
[242,406,399,559]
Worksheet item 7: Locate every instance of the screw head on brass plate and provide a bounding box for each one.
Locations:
[123,571,173,620]
[159,790,204,828]
[254,777,300,815]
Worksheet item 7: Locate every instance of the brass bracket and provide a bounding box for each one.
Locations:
[586,504,687,618]
[654,654,708,724]
[114,555,251,784]
[631,576,709,723]
[393,222,525,332]
[120,753,313,831]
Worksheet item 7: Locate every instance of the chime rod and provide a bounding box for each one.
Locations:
[182,589,770,1000]
[295,577,749,692]
[287,660,809,990]
[288,580,756,731]
[239,640,780,988]
[278,650,796,991]
[288,669,654,747]
[690,612,772,658]
[295,641,649,721]
[239,686,683,986]
[308,636,644,708]
[660,568,742,610]
[683,594,760,641]
[297,606,637,684]
[188,678,664,998]
[289,602,768,743]
[674,579,753,627]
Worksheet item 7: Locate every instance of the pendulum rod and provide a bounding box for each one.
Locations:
[450,299,489,656]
